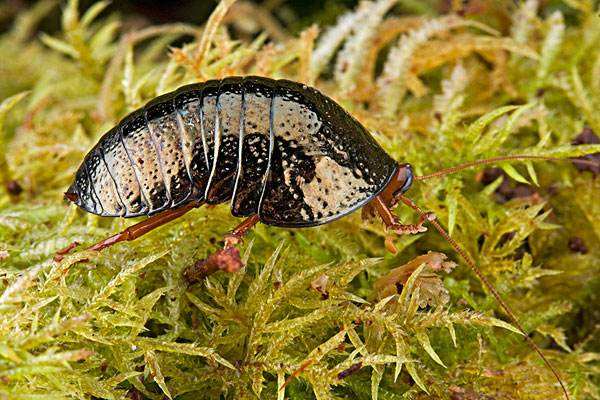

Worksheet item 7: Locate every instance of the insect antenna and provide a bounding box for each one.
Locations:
[414,154,599,181]
[396,193,571,400]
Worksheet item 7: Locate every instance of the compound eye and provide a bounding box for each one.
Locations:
[400,173,413,193]
[399,164,413,194]
[391,164,413,197]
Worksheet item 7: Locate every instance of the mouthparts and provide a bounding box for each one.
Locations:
[64,191,78,202]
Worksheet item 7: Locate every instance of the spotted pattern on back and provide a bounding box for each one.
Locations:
[145,100,193,206]
[201,81,220,174]
[86,147,125,216]
[173,88,209,194]
[69,162,99,214]
[120,112,169,213]
[259,81,397,227]
[206,78,244,203]
[259,94,321,224]
[68,76,397,224]
[231,79,273,216]
[100,127,146,215]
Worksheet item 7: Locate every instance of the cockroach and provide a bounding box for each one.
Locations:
[62,75,597,399]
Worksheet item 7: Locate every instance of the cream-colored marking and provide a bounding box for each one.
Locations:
[332,146,349,160]
[272,96,322,152]
[232,93,267,205]
[94,159,123,216]
[122,124,167,211]
[300,209,309,219]
[176,98,202,179]
[175,111,194,180]
[299,157,370,218]
[206,93,243,197]
[231,92,273,212]
[147,118,173,201]
[205,96,221,197]
[147,112,189,202]
[244,93,271,136]
[104,138,144,213]
[202,95,217,164]
[218,93,242,139]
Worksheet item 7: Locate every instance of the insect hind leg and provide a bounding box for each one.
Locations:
[90,201,202,251]
[54,201,202,261]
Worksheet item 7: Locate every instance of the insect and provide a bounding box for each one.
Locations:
[64,76,423,265]
[63,75,595,399]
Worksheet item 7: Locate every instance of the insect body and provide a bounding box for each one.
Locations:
[66,76,403,227]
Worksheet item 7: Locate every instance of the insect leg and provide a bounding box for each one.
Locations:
[224,214,260,247]
[370,195,435,235]
[88,201,202,252]
[54,201,201,261]
[184,215,260,284]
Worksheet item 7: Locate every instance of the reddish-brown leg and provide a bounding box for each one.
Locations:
[89,201,202,251]
[224,214,261,247]
[370,195,435,235]
[54,201,202,261]
[184,214,260,284]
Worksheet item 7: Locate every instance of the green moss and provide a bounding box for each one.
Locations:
[1,1,599,399]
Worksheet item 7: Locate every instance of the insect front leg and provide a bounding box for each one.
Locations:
[368,195,435,235]
[184,215,260,284]
[364,194,435,253]
[392,211,436,234]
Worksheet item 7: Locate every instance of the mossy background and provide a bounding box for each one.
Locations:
[1,0,599,399]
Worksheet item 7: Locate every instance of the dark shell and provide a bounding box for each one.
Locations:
[66,76,398,227]
[173,88,209,190]
[206,77,245,204]
[258,78,397,227]
[231,78,274,217]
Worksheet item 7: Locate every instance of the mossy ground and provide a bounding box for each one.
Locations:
[0,1,599,399]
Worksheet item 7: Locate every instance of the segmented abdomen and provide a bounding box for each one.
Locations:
[67,76,397,227]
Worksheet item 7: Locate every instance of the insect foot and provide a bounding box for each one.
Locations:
[223,233,243,249]
[391,212,436,235]
[183,216,259,285]
[183,247,243,285]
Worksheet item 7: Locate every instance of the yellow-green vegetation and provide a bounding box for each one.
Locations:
[1,0,599,398]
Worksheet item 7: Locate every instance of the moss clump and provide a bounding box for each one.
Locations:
[1,1,599,399]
